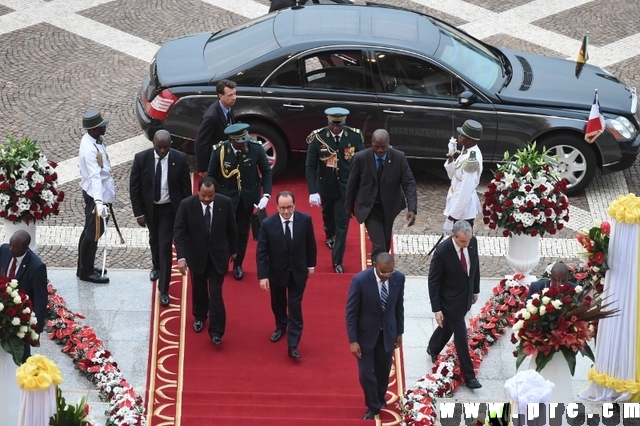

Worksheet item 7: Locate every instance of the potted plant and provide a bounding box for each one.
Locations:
[0,135,64,247]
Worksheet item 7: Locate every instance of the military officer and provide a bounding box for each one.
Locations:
[306,107,365,273]
[207,123,273,280]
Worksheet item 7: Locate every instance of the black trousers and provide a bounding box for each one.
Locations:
[428,313,475,381]
[149,203,175,295]
[234,198,253,267]
[270,271,306,347]
[191,256,226,338]
[77,190,107,277]
[320,192,350,265]
[357,331,393,412]
[364,203,393,263]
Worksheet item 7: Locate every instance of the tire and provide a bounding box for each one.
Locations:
[248,122,289,178]
[538,134,597,195]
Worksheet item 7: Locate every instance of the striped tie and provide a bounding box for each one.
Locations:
[381,280,388,311]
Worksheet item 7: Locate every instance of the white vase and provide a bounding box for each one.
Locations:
[1,219,37,250]
[0,349,21,426]
[505,234,540,284]
[528,352,574,402]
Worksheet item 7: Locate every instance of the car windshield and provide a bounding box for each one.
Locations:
[431,20,504,91]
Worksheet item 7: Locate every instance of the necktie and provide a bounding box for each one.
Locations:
[227,111,233,125]
[334,135,340,146]
[460,248,467,274]
[7,257,17,280]
[154,159,162,202]
[377,157,384,181]
[204,205,211,234]
[381,280,388,311]
[236,150,242,165]
[284,220,292,249]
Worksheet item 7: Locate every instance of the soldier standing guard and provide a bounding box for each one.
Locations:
[442,119,484,234]
[207,123,273,280]
[306,107,365,273]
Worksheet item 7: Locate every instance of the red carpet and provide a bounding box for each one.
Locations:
[145,173,404,425]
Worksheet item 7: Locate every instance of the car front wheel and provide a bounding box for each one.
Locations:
[248,122,289,178]
[539,134,597,195]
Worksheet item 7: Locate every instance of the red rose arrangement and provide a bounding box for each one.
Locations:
[0,276,40,365]
[0,135,64,224]
[482,143,569,237]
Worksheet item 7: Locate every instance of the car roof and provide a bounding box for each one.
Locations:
[271,4,441,55]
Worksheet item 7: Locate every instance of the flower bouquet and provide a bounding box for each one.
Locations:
[511,281,617,375]
[577,220,610,275]
[482,143,569,237]
[0,135,64,224]
[0,276,40,365]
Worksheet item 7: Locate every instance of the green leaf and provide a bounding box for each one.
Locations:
[515,348,528,370]
[560,346,577,376]
[534,350,555,372]
[580,344,595,363]
[1,337,25,366]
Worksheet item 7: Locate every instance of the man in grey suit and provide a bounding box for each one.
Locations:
[427,220,482,389]
[345,129,417,262]
[346,252,404,420]
[257,190,317,360]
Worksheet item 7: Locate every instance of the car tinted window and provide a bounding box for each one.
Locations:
[269,60,301,87]
[204,18,280,74]
[376,52,463,98]
[301,50,372,92]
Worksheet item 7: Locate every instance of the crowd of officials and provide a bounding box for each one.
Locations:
[73,73,491,419]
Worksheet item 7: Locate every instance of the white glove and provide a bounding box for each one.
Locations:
[447,137,457,156]
[95,200,109,218]
[309,193,321,207]
[443,219,454,235]
[257,195,270,210]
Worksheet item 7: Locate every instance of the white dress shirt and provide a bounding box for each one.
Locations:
[6,252,26,276]
[279,213,293,239]
[154,153,170,204]
[78,133,116,203]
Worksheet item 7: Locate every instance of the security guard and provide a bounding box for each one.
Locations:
[207,123,272,280]
[306,107,365,273]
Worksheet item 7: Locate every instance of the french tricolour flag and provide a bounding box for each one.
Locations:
[584,90,605,143]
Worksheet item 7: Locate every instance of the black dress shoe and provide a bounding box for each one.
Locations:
[212,336,222,345]
[426,347,437,363]
[270,328,285,342]
[362,410,379,420]
[233,265,244,280]
[79,272,110,284]
[334,264,344,274]
[160,294,170,306]
[193,320,204,333]
[325,237,335,249]
[77,268,108,277]
[149,269,159,281]
[466,378,482,389]
[288,346,301,359]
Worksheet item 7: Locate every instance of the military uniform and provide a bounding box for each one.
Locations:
[306,108,365,270]
[207,124,272,276]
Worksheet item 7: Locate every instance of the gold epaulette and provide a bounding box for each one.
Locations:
[213,140,226,151]
[306,128,324,145]
[347,126,362,134]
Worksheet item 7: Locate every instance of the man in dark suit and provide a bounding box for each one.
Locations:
[427,220,482,389]
[527,262,574,299]
[208,123,273,280]
[174,177,238,345]
[256,191,317,359]
[346,252,404,420]
[0,230,47,362]
[306,107,365,274]
[130,129,192,306]
[194,79,236,173]
[345,128,418,262]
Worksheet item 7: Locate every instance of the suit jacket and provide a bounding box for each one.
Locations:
[346,267,405,353]
[256,211,317,287]
[428,236,480,318]
[345,147,418,224]
[194,100,234,172]
[0,246,48,333]
[173,194,238,275]
[526,279,576,299]
[207,140,273,210]
[305,125,365,198]
[129,148,192,222]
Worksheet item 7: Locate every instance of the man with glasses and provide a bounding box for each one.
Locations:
[427,220,482,389]
[306,107,364,273]
[346,252,404,420]
[256,191,317,360]
[345,128,417,262]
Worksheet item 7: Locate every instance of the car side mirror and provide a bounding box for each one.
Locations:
[458,91,476,106]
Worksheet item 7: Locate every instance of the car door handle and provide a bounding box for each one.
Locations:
[283,103,305,110]
[382,109,404,116]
